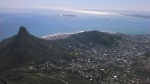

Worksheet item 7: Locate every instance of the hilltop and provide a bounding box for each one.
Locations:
[0,26,150,84]
[0,26,122,84]
[0,26,120,73]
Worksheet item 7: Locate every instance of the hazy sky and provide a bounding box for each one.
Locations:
[0,0,150,11]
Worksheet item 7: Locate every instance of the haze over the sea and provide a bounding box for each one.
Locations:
[0,0,150,41]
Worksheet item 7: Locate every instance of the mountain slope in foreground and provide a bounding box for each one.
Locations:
[0,26,150,84]
[0,26,121,84]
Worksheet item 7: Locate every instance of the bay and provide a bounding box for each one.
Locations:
[0,9,150,41]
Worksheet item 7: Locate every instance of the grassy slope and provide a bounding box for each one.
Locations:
[5,73,66,84]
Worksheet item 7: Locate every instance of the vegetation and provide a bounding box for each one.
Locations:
[0,26,122,84]
[4,73,66,84]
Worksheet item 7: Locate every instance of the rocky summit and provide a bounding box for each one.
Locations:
[17,26,29,35]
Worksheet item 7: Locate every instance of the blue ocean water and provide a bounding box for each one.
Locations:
[0,10,150,41]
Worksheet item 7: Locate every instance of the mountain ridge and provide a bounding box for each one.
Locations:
[1,26,149,84]
[0,26,121,75]
[0,26,52,74]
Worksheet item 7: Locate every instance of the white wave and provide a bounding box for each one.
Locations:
[71,10,117,15]
[37,7,118,15]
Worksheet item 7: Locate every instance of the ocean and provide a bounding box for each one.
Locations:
[0,9,150,41]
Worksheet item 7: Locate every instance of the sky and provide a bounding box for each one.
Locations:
[0,0,150,11]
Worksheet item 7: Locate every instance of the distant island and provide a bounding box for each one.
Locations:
[122,14,150,19]
[60,14,78,17]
